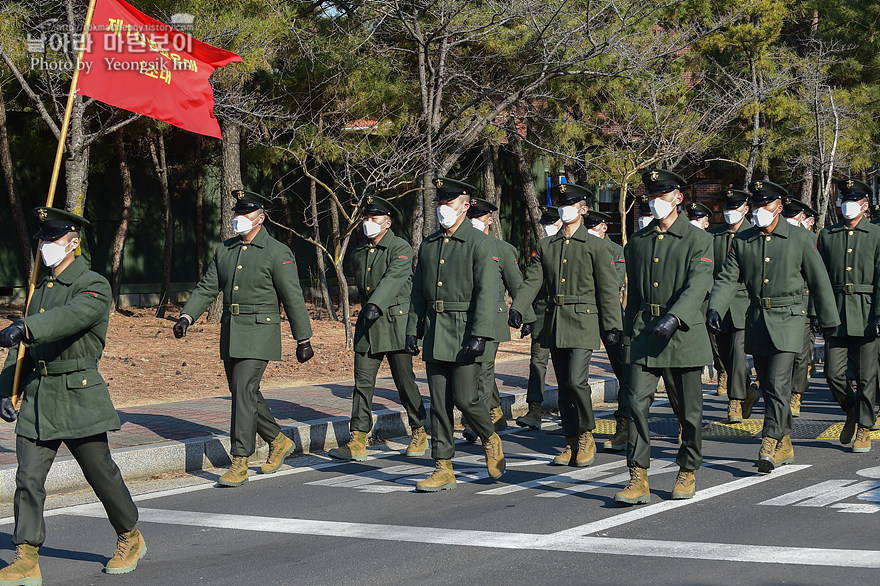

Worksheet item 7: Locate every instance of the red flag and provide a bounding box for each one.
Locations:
[77,0,241,138]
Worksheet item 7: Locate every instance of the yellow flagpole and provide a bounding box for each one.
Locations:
[11,0,100,405]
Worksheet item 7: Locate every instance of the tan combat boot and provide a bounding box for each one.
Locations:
[671,468,696,500]
[614,467,650,505]
[840,408,857,444]
[871,408,879,431]
[104,527,146,574]
[0,544,41,586]
[406,426,428,457]
[757,437,779,473]
[852,426,872,453]
[416,459,456,492]
[790,393,802,418]
[490,407,508,432]
[773,435,795,466]
[328,430,368,461]
[717,371,728,395]
[603,417,628,451]
[260,432,295,474]
[218,456,249,487]
[482,433,506,479]
[575,432,595,467]
[516,401,543,430]
[727,400,743,424]
[552,436,578,466]
[743,383,760,419]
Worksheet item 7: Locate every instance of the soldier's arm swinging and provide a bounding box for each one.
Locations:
[509,245,545,323]
[406,249,427,340]
[708,239,743,319]
[20,277,111,345]
[273,249,314,343]
[365,240,413,316]
[593,241,624,333]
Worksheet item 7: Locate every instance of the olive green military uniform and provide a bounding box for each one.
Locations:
[511,224,622,436]
[625,214,715,471]
[791,229,818,402]
[182,227,312,457]
[0,256,138,547]
[526,253,551,405]
[407,222,499,459]
[349,230,426,434]
[710,218,839,440]
[707,220,754,401]
[602,237,632,421]
[817,216,880,428]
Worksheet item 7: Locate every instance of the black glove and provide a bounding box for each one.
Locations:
[463,336,487,359]
[650,314,680,342]
[296,340,314,363]
[173,317,190,339]
[508,309,523,329]
[0,397,16,423]
[0,320,27,348]
[821,327,836,339]
[520,322,534,339]
[602,328,622,347]
[809,316,821,335]
[706,309,722,335]
[405,335,420,356]
[359,303,382,327]
[875,316,880,338]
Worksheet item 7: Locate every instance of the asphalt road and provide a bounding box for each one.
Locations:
[1,385,878,586]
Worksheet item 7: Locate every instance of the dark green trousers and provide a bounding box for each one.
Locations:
[477,341,502,410]
[628,365,703,471]
[14,433,138,547]
[549,348,596,436]
[791,323,815,397]
[351,350,426,433]
[224,358,279,457]
[825,336,878,428]
[527,338,551,404]
[709,332,727,378]
[426,361,494,460]
[753,350,796,439]
[716,328,751,401]
[604,340,631,420]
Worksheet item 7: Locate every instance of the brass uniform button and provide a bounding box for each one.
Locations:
[366,286,371,291]
[764,257,770,262]
[81,379,88,386]
[658,234,664,240]
[39,308,45,313]
[653,282,659,287]
[266,317,271,322]
[440,259,445,264]
[437,281,443,286]
[847,248,852,253]
[561,278,566,283]
[562,259,567,263]
[765,236,771,241]
[848,230,854,235]
[47,282,54,288]
[237,265,242,269]
[443,238,449,243]
[234,286,239,291]
[242,246,248,250]
[653,258,659,263]
[763,278,769,283]
[846,267,852,271]
[370,249,375,254]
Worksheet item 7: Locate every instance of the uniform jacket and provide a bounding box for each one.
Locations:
[708,220,753,331]
[491,235,534,342]
[709,217,839,354]
[0,257,120,441]
[182,228,312,361]
[624,214,714,368]
[407,222,500,363]
[512,223,622,350]
[817,217,880,338]
[351,230,412,354]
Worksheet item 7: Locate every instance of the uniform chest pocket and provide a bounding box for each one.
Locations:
[256,313,281,324]
[575,303,598,315]
[789,306,806,317]
[65,369,103,389]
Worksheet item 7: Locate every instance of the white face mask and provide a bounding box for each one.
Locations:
[841,201,864,220]
[558,205,580,224]
[649,196,677,220]
[437,204,463,229]
[587,228,603,238]
[470,218,486,232]
[689,219,705,230]
[542,224,559,238]
[40,238,76,268]
[785,217,801,227]
[723,209,744,225]
[638,216,653,230]
[753,206,777,228]
[363,220,384,238]
[232,215,255,235]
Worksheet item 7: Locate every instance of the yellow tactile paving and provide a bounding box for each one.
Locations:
[816,423,880,441]
[702,419,764,438]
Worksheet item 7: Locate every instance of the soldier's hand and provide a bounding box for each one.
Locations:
[809,317,821,335]
[508,309,523,329]
[520,322,534,339]
[875,316,880,338]
[172,317,190,339]
[602,328,622,347]
[706,309,723,334]
[0,320,27,348]
[821,327,836,339]
[463,336,487,359]
[0,397,17,423]
[650,314,679,342]
[296,340,314,363]
[360,303,382,327]
[405,335,420,356]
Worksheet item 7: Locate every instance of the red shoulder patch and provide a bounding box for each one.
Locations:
[531,250,537,257]
[282,260,292,265]
[83,291,98,297]
[398,255,408,259]
[618,259,626,263]
[493,257,499,261]
[701,258,712,262]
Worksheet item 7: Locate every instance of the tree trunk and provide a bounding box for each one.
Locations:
[481,140,503,240]
[310,170,337,321]
[195,137,205,281]
[149,127,173,318]
[800,166,814,207]
[411,171,428,259]
[743,58,760,188]
[110,129,133,309]
[63,95,89,214]
[329,194,352,346]
[509,130,542,240]
[0,86,32,284]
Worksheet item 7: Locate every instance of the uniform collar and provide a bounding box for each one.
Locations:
[357,229,396,250]
[551,222,589,243]
[47,255,87,286]
[429,221,474,243]
[641,212,689,239]
[747,215,792,242]
[232,227,269,248]
[828,217,871,233]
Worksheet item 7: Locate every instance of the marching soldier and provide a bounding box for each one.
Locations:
[461,198,535,442]
[817,179,880,453]
[406,178,505,491]
[0,208,145,583]
[614,170,714,505]
[707,189,759,422]
[509,184,622,468]
[173,190,314,487]
[685,202,712,230]
[709,180,839,473]
[516,207,562,430]
[329,196,428,461]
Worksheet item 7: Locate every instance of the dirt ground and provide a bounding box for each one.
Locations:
[0,304,533,408]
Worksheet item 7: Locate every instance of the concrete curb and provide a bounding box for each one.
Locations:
[0,376,618,503]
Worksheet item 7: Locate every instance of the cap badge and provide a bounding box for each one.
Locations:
[754,181,763,190]
[366,196,373,204]
[434,178,444,188]
[726,190,733,197]
[846,179,854,188]
[650,170,659,181]
[559,184,567,193]
[234,190,244,200]
[37,208,48,221]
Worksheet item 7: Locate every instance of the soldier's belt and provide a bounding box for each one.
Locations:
[224,303,280,315]
[754,296,800,309]
[639,302,669,317]
[35,357,98,376]
[548,294,594,306]
[832,284,873,295]
[431,301,470,313]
